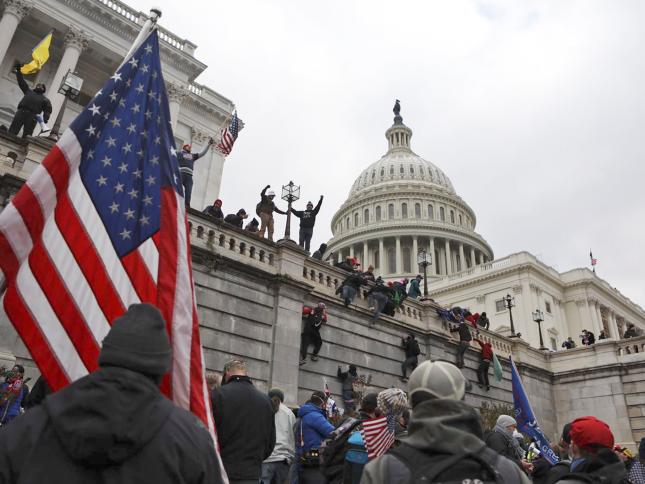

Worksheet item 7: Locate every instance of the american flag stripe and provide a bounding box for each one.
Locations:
[361,416,396,459]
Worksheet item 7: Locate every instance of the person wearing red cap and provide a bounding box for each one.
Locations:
[554,416,627,483]
[203,199,224,220]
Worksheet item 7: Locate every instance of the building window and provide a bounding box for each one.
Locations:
[387,248,396,273]
[428,204,434,219]
[388,204,394,219]
[545,301,552,314]
[410,165,414,174]
[364,208,369,223]
[459,214,462,225]
[450,210,455,224]
[381,168,385,177]
[346,217,350,229]
[415,203,421,218]
[376,206,381,221]
[402,203,408,219]
[495,299,506,312]
[372,170,376,179]
[354,213,359,227]
[403,247,411,272]
[440,207,445,221]
[374,250,379,269]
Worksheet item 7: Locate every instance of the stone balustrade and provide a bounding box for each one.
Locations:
[617,336,645,356]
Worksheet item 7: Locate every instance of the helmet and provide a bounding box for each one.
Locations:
[267,190,276,197]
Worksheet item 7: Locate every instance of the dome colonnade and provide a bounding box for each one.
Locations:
[326,105,493,280]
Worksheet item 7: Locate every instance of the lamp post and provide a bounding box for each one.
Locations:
[281,181,300,241]
[532,308,547,350]
[417,249,432,298]
[50,70,83,140]
[503,293,517,337]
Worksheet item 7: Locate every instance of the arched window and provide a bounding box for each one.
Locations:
[450,210,455,224]
[428,204,434,219]
[364,208,369,223]
[388,204,394,219]
[376,206,381,221]
[440,207,445,221]
[459,214,463,225]
[354,213,359,227]
[415,203,421,218]
[387,248,396,274]
[403,247,411,273]
[402,203,408,219]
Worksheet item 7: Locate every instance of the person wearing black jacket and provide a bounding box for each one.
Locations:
[291,196,323,252]
[203,199,224,220]
[312,243,327,260]
[9,63,52,138]
[367,278,392,324]
[212,359,276,484]
[401,333,421,382]
[223,209,248,228]
[450,321,472,368]
[337,365,358,412]
[340,271,366,307]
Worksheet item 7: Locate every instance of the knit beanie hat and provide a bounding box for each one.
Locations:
[497,415,517,428]
[408,360,466,407]
[98,303,171,377]
[377,388,408,416]
[570,416,614,449]
[269,388,285,402]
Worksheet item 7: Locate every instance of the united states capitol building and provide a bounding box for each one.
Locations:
[326,106,645,350]
[0,0,233,210]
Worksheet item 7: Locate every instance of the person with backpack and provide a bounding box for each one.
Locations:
[554,416,627,483]
[296,391,335,484]
[400,333,421,382]
[337,365,358,413]
[257,185,287,242]
[449,321,472,368]
[360,360,530,484]
[300,303,327,365]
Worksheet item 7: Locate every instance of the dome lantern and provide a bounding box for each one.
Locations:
[386,99,412,153]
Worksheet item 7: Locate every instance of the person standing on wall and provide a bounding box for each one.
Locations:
[179,138,214,208]
[291,196,323,252]
[8,63,51,138]
[257,185,287,242]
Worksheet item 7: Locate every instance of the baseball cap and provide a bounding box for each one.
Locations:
[570,416,614,449]
[408,360,466,406]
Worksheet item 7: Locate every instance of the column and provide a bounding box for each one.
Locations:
[445,240,452,274]
[412,236,418,273]
[337,251,342,263]
[470,247,476,268]
[378,238,385,273]
[479,253,485,264]
[429,237,436,275]
[349,245,354,258]
[458,243,465,272]
[49,27,90,126]
[166,82,188,130]
[363,241,369,268]
[595,303,605,335]
[607,311,619,339]
[0,0,33,69]
[395,237,402,275]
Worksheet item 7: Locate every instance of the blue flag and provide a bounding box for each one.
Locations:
[510,356,559,465]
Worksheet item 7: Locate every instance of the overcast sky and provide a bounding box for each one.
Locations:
[132,0,645,308]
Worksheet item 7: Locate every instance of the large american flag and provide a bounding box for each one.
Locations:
[0,31,226,482]
[361,414,396,459]
[216,111,238,155]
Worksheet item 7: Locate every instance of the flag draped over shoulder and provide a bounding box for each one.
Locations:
[0,30,226,482]
[20,32,52,75]
[510,356,559,465]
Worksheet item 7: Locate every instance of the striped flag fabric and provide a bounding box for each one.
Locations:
[0,31,226,482]
[216,111,239,155]
[361,415,396,459]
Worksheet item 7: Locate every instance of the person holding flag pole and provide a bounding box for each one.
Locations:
[0,8,227,483]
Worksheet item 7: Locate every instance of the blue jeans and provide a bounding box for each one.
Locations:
[181,172,193,208]
[261,460,290,484]
[371,292,388,322]
[342,286,357,306]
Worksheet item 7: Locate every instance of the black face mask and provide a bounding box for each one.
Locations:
[34,85,45,94]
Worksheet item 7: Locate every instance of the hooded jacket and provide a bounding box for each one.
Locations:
[312,243,327,260]
[15,69,52,121]
[297,402,335,451]
[291,197,323,229]
[0,366,221,484]
[360,399,530,484]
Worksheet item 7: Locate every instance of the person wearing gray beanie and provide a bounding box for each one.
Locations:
[361,360,530,484]
[0,303,222,484]
[485,414,531,473]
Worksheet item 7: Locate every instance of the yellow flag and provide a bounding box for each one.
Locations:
[20,32,52,75]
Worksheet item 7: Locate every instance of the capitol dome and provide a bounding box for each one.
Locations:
[326,103,494,280]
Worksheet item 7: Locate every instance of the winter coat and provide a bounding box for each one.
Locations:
[407,279,422,298]
[450,322,473,342]
[297,402,334,452]
[476,314,490,330]
[223,213,244,228]
[360,399,530,484]
[291,197,323,229]
[212,375,276,480]
[403,338,421,358]
[485,428,523,467]
[15,70,51,121]
[337,368,358,393]
[473,339,493,360]
[303,306,327,331]
[312,244,327,260]
[0,366,222,484]
[257,186,287,216]
[0,379,25,423]
[202,205,223,219]
[342,273,366,290]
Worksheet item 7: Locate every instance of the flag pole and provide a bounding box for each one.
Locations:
[119,8,162,69]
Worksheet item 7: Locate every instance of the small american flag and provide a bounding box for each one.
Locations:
[361,415,396,459]
[590,251,598,267]
[0,31,226,482]
[216,111,239,155]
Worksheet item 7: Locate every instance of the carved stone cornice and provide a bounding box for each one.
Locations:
[575,299,587,308]
[166,82,189,104]
[190,127,214,144]
[2,0,33,19]
[529,282,542,295]
[64,26,90,51]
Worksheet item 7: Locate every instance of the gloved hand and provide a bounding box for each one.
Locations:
[14,62,22,72]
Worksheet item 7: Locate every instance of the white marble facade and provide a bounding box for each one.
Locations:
[0,0,234,209]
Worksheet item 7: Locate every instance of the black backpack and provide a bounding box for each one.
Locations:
[389,443,504,484]
[319,418,361,483]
